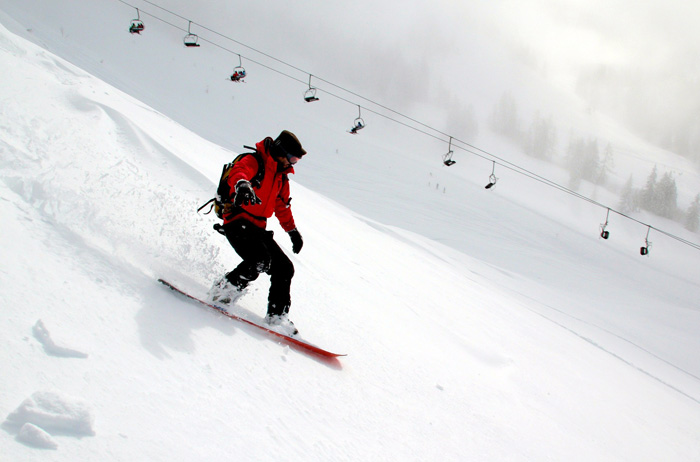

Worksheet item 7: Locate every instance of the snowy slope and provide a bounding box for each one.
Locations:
[2,3,700,461]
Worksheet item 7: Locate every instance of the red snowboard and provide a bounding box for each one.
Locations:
[159,279,346,359]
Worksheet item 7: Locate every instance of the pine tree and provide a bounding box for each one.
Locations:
[655,172,678,218]
[490,91,520,141]
[565,137,585,189]
[525,111,557,160]
[596,142,614,186]
[463,103,479,142]
[566,136,600,188]
[581,138,600,182]
[639,165,658,212]
[618,174,637,213]
[445,101,479,143]
[685,194,700,232]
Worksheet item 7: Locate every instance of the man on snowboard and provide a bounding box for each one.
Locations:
[209,130,306,336]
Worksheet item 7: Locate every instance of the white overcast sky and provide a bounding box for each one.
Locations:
[486,0,700,77]
[152,0,700,148]
[166,0,699,89]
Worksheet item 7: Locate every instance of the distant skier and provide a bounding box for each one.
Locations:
[208,130,306,336]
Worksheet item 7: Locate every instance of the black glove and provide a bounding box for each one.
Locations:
[233,180,261,207]
[288,228,303,254]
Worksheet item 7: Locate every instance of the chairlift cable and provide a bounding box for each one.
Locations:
[113,0,700,254]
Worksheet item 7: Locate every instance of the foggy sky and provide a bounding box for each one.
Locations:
[166,0,698,100]
[153,0,700,157]
[485,0,700,84]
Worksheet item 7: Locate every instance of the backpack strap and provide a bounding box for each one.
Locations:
[197,197,216,215]
[242,145,265,188]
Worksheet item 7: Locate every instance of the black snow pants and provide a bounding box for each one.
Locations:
[223,219,294,317]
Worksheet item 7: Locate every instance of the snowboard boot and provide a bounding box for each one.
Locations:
[264,313,298,337]
[207,276,246,305]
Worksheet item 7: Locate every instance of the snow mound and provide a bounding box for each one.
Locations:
[17,422,58,450]
[4,391,95,437]
[33,320,88,358]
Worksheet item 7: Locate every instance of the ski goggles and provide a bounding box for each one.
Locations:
[274,140,301,165]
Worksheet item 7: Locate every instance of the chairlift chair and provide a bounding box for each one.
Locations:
[129,19,145,34]
[230,66,246,82]
[304,87,319,102]
[184,21,200,47]
[443,137,456,166]
[304,75,319,102]
[349,118,365,134]
[599,208,611,239]
[485,173,497,188]
[640,226,652,255]
[485,161,498,187]
[229,55,246,81]
[129,8,144,34]
[184,33,200,47]
[349,106,365,134]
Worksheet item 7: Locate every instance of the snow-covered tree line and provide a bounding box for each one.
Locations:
[619,167,700,232]
[489,91,700,233]
[564,138,614,190]
[489,91,611,187]
[576,64,700,167]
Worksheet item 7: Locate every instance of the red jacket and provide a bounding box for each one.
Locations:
[223,138,296,232]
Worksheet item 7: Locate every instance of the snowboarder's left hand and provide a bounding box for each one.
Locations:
[288,229,303,254]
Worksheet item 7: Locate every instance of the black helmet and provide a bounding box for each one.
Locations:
[273,130,306,159]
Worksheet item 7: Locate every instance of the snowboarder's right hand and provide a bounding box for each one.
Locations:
[234,180,261,207]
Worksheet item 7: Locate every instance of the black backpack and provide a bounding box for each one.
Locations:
[198,146,265,224]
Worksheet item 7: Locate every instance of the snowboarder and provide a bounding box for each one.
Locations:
[208,130,306,336]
